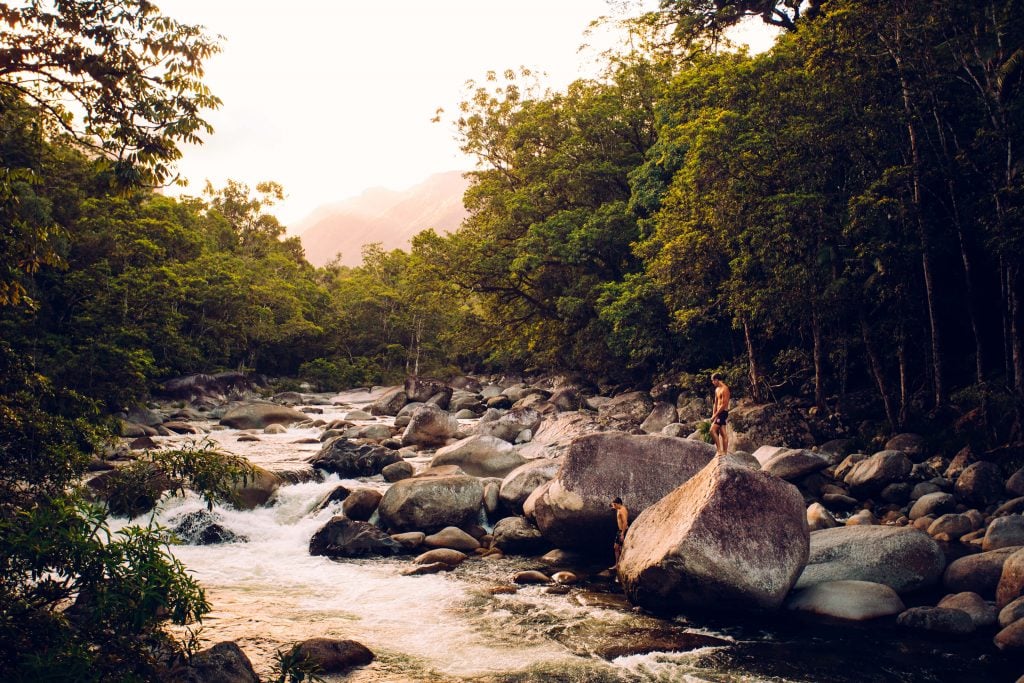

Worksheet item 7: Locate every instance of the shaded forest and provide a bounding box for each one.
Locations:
[1,0,1023,677]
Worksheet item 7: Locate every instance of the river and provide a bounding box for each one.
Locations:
[111,391,1018,682]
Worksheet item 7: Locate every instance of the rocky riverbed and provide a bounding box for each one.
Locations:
[101,375,1024,681]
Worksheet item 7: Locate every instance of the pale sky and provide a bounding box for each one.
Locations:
[155,1,774,230]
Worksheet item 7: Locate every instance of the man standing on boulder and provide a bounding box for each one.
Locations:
[710,373,731,456]
[610,497,629,571]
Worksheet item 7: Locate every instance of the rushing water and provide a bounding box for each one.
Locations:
[111,392,1019,682]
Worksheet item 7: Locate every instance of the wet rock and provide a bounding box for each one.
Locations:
[163,420,203,434]
[552,571,579,584]
[483,481,500,515]
[909,492,956,521]
[172,510,246,545]
[843,450,912,496]
[169,640,259,683]
[598,391,654,424]
[944,547,1022,598]
[431,435,526,477]
[423,526,480,552]
[293,638,374,674]
[86,463,177,518]
[533,432,715,550]
[997,547,1024,607]
[955,461,1005,507]
[796,526,945,594]
[994,619,1024,651]
[413,548,466,566]
[762,448,830,481]
[128,436,158,450]
[390,531,425,550]
[382,460,414,482]
[984,515,1024,551]
[807,502,838,532]
[937,592,997,627]
[378,474,484,533]
[314,485,351,511]
[119,420,155,438]
[219,402,308,430]
[897,606,975,634]
[785,580,905,621]
[342,489,383,521]
[474,407,543,444]
[236,434,260,443]
[402,561,452,576]
[309,438,402,477]
[618,455,808,613]
[400,404,460,448]
[309,517,401,558]
[822,493,859,511]
[512,570,551,584]
[369,387,407,416]
[492,516,548,555]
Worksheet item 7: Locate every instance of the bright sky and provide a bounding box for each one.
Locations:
[156,0,662,229]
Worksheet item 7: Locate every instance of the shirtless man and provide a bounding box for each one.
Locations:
[710,373,731,455]
[610,497,629,570]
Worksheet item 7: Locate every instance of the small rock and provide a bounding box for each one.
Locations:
[937,592,998,627]
[983,515,1024,551]
[785,580,905,621]
[390,531,425,549]
[997,547,1024,607]
[928,513,973,539]
[909,492,956,521]
[999,596,1024,627]
[512,570,551,584]
[341,489,383,521]
[264,423,287,434]
[944,547,1022,598]
[994,618,1024,651]
[845,510,876,526]
[552,571,579,585]
[807,502,838,531]
[402,561,452,576]
[413,548,467,566]
[382,460,414,482]
[423,527,480,552]
[955,461,1004,507]
[293,638,374,673]
[897,606,975,634]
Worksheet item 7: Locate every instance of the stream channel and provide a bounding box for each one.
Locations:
[111,390,1018,682]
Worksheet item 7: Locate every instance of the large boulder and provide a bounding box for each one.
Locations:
[159,372,254,402]
[474,407,542,443]
[516,412,605,460]
[400,404,460,448]
[309,517,402,558]
[728,403,814,449]
[795,526,945,593]
[170,640,260,683]
[761,448,830,481]
[598,391,654,424]
[309,438,402,477]
[172,510,246,545]
[293,638,374,674]
[955,461,1005,507]
[431,435,526,477]
[983,515,1024,551]
[641,402,678,434]
[618,454,809,613]
[997,547,1024,607]
[842,450,913,496]
[499,458,562,513]
[404,376,450,403]
[785,580,905,621]
[532,432,716,550]
[377,474,484,533]
[219,402,308,430]
[943,546,1022,598]
[492,515,549,555]
[369,387,407,416]
[230,465,283,509]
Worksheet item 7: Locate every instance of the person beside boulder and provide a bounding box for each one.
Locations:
[710,373,731,455]
[611,497,629,570]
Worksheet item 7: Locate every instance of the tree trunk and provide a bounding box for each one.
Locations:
[861,316,897,430]
[897,327,909,428]
[812,309,826,410]
[743,319,764,403]
[1012,265,1024,397]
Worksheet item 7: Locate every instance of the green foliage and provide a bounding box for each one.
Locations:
[153,439,257,511]
[272,645,326,683]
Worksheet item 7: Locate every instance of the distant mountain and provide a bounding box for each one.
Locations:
[297,170,471,267]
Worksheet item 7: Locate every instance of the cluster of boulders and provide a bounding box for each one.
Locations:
[108,371,1024,667]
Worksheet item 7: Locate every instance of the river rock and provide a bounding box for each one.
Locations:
[163,420,203,434]
[897,606,976,634]
[309,517,401,558]
[293,638,374,674]
[549,387,584,412]
[728,403,814,449]
[533,432,715,550]
[995,619,1024,651]
[172,510,246,545]
[641,402,678,434]
[400,404,460,448]
[618,454,809,613]
[997,547,1024,607]
[378,474,484,533]
[1006,468,1024,497]
[413,548,466,566]
[369,387,407,416]
[885,433,926,460]
[423,526,480,552]
[390,531,425,549]
[309,438,402,477]
[928,514,973,540]
[512,570,552,584]
[795,526,944,593]
[597,391,654,424]
[937,591,998,627]
[219,402,308,429]
[984,515,1024,551]
[955,461,1005,507]
[807,502,838,531]
[405,376,449,403]
[944,547,1022,597]
[498,458,562,513]
[431,435,526,477]
[1000,596,1024,627]
[785,580,905,621]
[762,448,830,481]
[382,460,414,482]
[171,641,259,683]
[909,492,956,520]
[833,453,868,481]
[342,489,383,521]
[843,450,912,495]
[474,407,542,444]
[492,515,548,555]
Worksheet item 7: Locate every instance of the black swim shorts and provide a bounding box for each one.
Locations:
[713,410,729,426]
